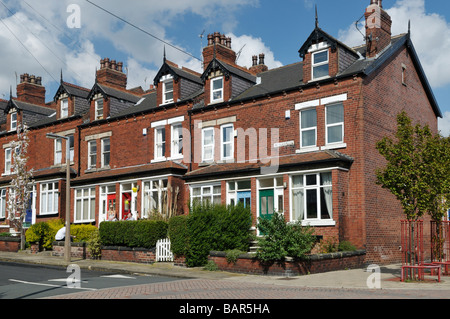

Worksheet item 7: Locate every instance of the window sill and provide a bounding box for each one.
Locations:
[302,220,336,227]
[321,143,347,151]
[151,158,167,164]
[296,147,320,154]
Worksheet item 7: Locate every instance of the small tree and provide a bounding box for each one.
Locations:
[7,124,34,250]
[376,112,450,266]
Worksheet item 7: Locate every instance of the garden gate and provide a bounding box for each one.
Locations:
[156,238,174,262]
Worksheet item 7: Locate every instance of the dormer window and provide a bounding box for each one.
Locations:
[10,112,17,131]
[211,77,224,103]
[312,49,329,80]
[163,80,174,104]
[95,98,104,120]
[61,98,69,118]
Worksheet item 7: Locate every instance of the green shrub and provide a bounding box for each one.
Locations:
[168,215,189,256]
[256,213,316,263]
[71,224,98,242]
[87,228,102,259]
[99,220,168,248]
[185,203,252,267]
[338,241,357,252]
[25,222,50,248]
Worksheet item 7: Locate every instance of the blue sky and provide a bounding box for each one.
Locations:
[0,0,449,135]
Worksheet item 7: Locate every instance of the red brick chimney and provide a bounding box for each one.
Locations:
[96,58,127,89]
[202,32,237,70]
[16,73,46,105]
[365,0,392,58]
[249,53,269,75]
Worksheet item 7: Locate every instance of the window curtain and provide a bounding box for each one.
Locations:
[292,175,304,221]
[321,173,333,218]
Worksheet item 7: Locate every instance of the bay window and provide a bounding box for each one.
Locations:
[40,182,59,215]
[291,172,333,225]
[191,184,221,206]
[142,179,168,218]
[75,187,96,222]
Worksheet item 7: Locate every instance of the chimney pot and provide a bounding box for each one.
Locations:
[208,34,213,46]
[252,55,258,66]
[226,37,232,48]
[111,60,117,70]
[259,53,265,65]
[117,62,123,72]
[214,32,221,44]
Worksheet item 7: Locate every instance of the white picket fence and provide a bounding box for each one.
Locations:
[156,238,174,262]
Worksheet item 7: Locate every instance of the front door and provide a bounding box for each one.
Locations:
[122,193,131,220]
[107,194,116,221]
[259,189,274,222]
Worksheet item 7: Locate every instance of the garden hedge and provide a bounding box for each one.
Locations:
[99,220,168,249]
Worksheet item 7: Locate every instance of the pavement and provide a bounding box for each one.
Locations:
[1,250,450,293]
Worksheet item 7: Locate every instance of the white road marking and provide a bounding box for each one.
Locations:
[101,274,136,279]
[9,279,97,291]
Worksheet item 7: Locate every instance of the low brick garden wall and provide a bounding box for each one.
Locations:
[209,250,367,276]
[0,237,20,252]
[51,242,365,276]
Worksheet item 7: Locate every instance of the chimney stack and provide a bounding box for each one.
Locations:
[249,53,268,75]
[202,32,237,71]
[365,0,392,58]
[16,73,46,105]
[96,58,127,89]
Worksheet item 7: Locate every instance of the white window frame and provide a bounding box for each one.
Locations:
[171,123,183,159]
[4,148,11,175]
[95,98,104,120]
[74,187,96,223]
[299,108,317,149]
[142,179,168,218]
[10,112,17,132]
[220,123,234,161]
[325,102,345,146]
[190,184,221,206]
[68,135,74,162]
[0,188,7,219]
[101,138,110,168]
[202,127,215,162]
[312,49,329,80]
[211,77,224,103]
[154,126,166,161]
[54,138,62,165]
[61,98,69,118]
[163,79,174,104]
[227,180,251,207]
[40,182,59,215]
[88,140,97,169]
[290,172,334,226]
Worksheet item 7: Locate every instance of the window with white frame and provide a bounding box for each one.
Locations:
[291,172,332,223]
[142,179,168,218]
[221,124,234,160]
[227,180,251,207]
[61,98,69,118]
[191,184,221,206]
[4,148,11,174]
[154,127,166,160]
[40,182,59,215]
[75,188,96,222]
[0,189,6,219]
[326,103,344,145]
[10,112,17,131]
[163,80,174,104]
[211,77,224,103]
[95,98,104,120]
[171,123,183,159]
[101,138,110,167]
[312,49,329,80]
[68,135,74,162]
[258,177,284,214]
[300,108,317,148]
[88,140,97,169]
[54,138,62,165]
[202,127,214,162]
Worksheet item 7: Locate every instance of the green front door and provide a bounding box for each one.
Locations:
[259,189,274,222]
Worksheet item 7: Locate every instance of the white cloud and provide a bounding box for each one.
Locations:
[226,33,283,70]
[338,0,450,89]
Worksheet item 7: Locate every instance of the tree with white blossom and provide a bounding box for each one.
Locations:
[7,124,34,250]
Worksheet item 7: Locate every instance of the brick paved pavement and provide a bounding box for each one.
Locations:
[45,278,450,300]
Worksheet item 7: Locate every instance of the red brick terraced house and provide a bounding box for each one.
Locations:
[0,1,441,264]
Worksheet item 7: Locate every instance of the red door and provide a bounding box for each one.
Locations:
[122,193,132,220]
